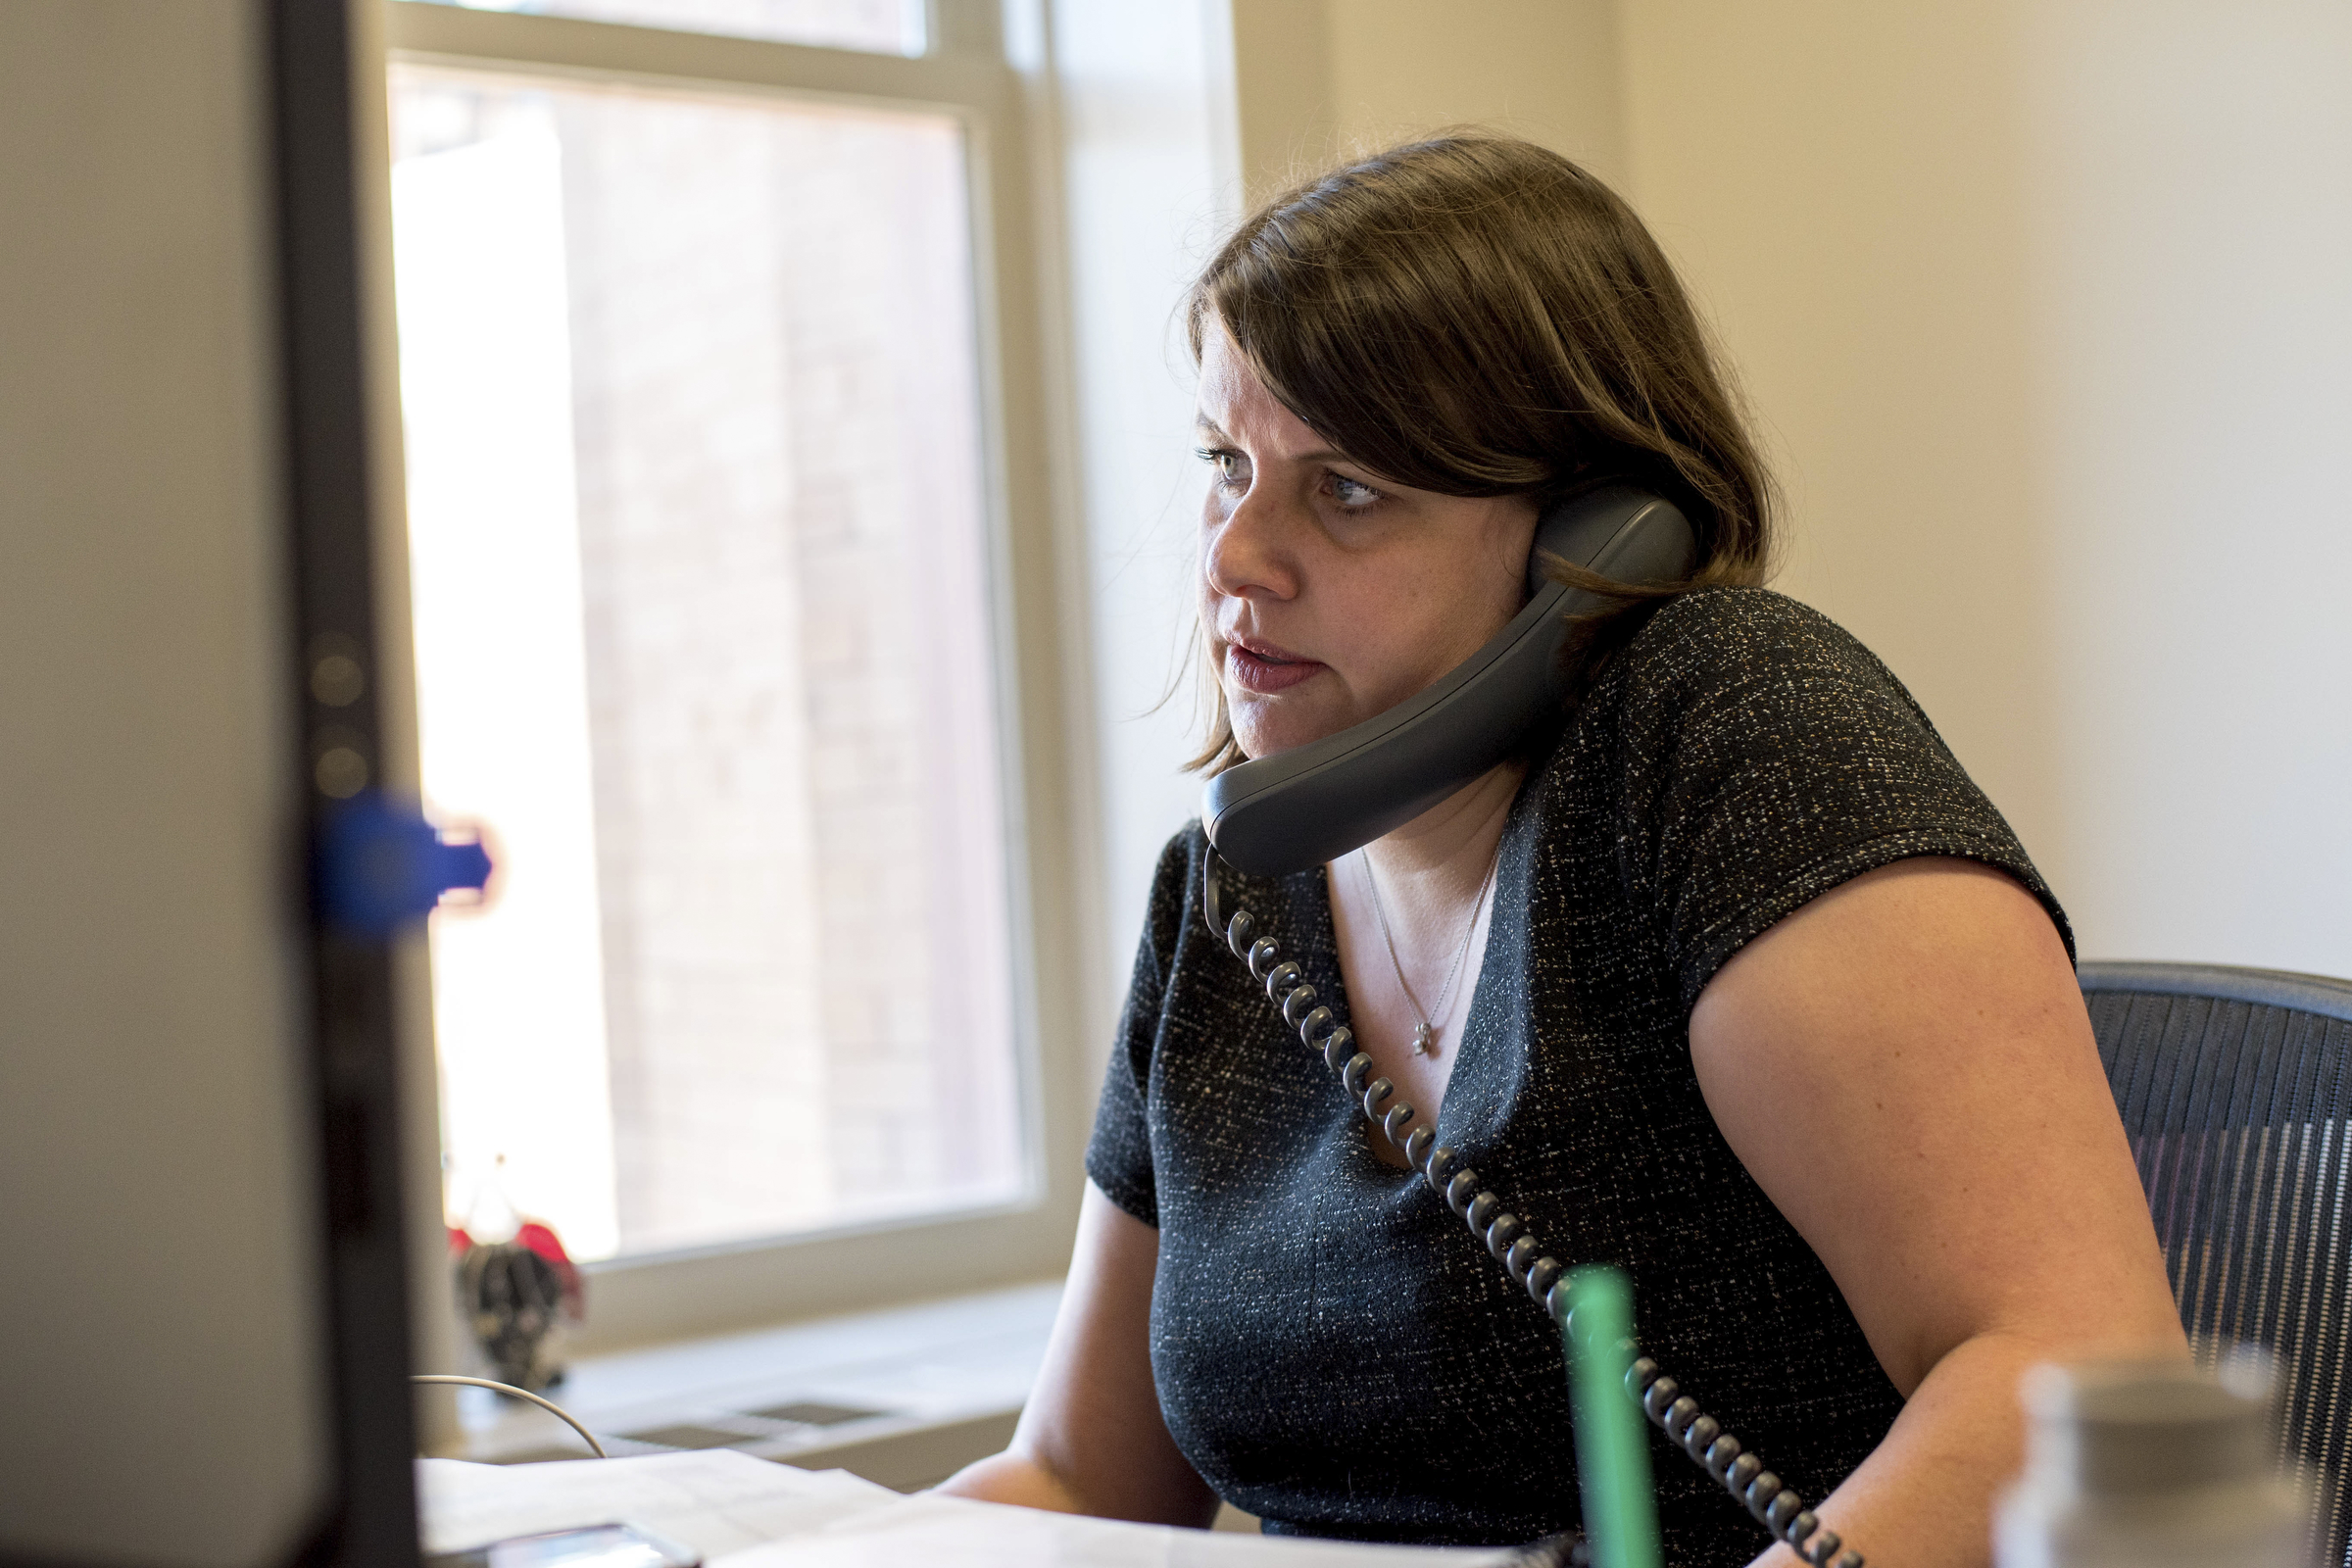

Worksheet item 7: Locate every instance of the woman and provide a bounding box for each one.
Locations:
[941,134,2183,1565]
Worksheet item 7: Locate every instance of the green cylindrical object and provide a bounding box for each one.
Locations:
[1565,1266,1662,1568]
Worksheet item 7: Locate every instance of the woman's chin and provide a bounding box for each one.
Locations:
[1230,707,1352,761]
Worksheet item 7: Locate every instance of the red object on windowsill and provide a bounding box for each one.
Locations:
[448,1218,584,1320]
[515,1220,584,1321]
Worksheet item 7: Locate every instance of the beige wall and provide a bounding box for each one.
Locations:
[1621,1,2352,972]
[1213,2,2352,975]
[2009,0,2352,974]
[1227,0,1626,196]
[1619,5,2065,886]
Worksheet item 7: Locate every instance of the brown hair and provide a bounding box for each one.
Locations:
[1184,132,1777,772]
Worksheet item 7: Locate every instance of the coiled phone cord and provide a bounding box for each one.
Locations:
[1202,856,1865,1568]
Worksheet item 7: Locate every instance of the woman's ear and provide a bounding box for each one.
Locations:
[1499,493,1544,591]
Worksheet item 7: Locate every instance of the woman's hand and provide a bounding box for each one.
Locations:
[933,1183,1218,1527]
[1690,857,2187,1568]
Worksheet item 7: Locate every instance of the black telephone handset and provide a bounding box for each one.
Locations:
[1201,482,1695,878]
[1196,486,1866,1568]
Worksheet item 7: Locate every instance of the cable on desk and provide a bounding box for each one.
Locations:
[413,1373,609,1458]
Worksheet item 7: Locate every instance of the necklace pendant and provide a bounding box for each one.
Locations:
[1412,1021,1435,1056]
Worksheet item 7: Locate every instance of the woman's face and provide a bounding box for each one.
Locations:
[1196,322,1540,760]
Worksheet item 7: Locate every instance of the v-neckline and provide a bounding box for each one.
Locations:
[1302,812,1523,1176]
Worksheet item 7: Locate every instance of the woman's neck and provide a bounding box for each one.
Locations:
[1356,760,1525,906]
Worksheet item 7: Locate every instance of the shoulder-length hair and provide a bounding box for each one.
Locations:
[1183,132,1778,773]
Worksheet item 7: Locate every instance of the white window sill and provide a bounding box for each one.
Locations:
[453,1280,1061,1492]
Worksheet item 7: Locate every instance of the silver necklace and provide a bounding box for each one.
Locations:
[1357,845,1500,1056]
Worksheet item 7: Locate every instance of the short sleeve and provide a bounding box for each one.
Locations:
[1604,589,2074,1015]
[1083,830,1195,1228]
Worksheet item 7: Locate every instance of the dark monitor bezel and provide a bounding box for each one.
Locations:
[269,2,422,1565]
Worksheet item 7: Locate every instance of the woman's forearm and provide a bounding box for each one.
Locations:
[1758,1329,2176,1568]
[935,1439,1219,1527]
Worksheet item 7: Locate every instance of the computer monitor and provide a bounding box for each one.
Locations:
[1,3,422,1565]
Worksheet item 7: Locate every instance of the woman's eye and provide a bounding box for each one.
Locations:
[1328,473,1382,511]
[1196,447,1248,490]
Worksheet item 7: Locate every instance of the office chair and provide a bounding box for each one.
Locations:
[2082,960,2352,1567]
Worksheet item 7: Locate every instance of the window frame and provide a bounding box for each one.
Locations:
[382,0,1098,1352]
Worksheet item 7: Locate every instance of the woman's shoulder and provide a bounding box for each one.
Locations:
[1139,819,1321,955]
[1147,821,1214,909]
[1620,585,1901,687]
[1153,818,1212,877]
[1641,581,1842,636]
[1590,585,1936,743]
[1553,588,2071,1004]
[1138,820,1211,956]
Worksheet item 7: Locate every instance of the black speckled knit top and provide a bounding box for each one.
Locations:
[1085,588,2074,1564]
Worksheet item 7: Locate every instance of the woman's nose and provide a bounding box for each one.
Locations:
[1203,480,1300,602]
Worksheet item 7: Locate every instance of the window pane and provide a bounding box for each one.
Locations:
[389,64,1021,1263]
[408,0,926,56]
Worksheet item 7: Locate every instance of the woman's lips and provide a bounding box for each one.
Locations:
[1223,635,1326,695]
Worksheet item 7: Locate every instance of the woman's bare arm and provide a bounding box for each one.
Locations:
[1690,858,2186,1568]
[934,1182,1218,1526]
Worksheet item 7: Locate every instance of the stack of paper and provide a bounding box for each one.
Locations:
[417,1453,1517,1568]
[417,1451,904,1558]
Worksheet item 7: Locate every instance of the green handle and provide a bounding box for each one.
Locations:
[1564,1266,1662,1568]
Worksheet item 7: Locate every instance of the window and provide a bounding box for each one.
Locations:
[409,0,927,56]
[384,0,1082,1344]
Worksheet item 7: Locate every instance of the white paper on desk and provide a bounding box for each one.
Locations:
[711,1493,1516,1568]
[417,1452,903,1558]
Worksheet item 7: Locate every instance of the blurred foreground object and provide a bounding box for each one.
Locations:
[1564,1267,1660,1568]
[1996,1358,2304,1568]
[316,791,494,935]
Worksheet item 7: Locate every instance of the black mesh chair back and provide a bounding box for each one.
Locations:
[2082,960,2352,1565]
